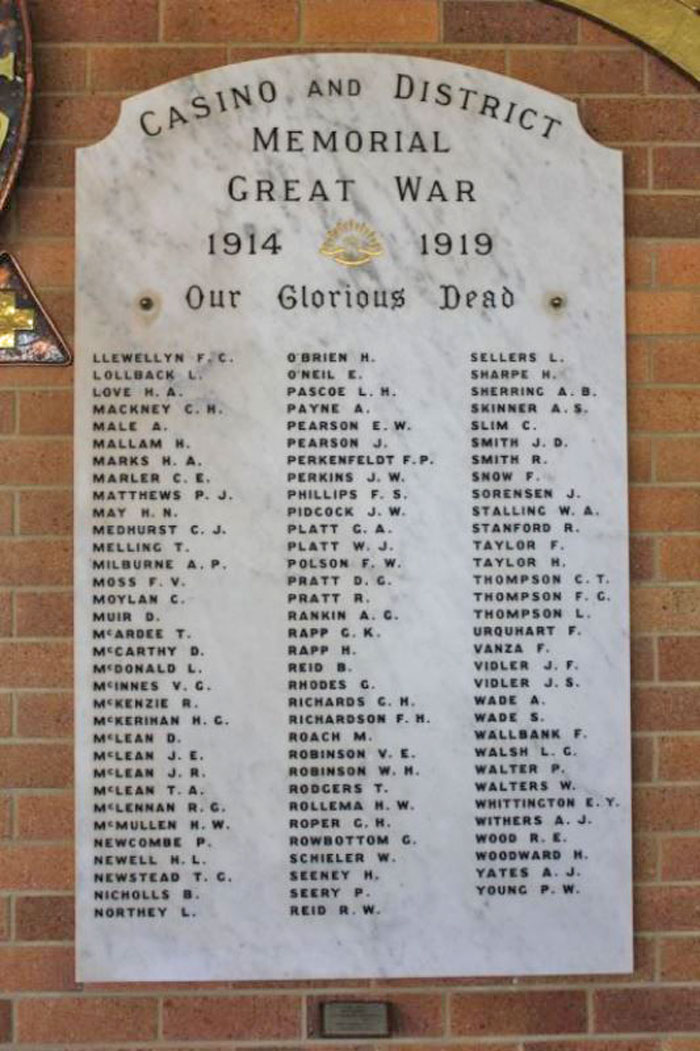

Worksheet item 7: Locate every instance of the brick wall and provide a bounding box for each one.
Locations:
[0,0,697,1045]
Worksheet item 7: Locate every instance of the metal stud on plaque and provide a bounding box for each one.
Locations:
[0,0,71,364]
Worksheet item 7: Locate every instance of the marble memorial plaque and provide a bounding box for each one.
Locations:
[75,54,632,981]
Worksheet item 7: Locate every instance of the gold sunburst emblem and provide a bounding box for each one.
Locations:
[320,220,384,268]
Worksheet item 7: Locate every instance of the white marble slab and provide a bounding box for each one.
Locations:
[75,53,631,982]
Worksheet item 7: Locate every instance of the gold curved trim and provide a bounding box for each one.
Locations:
[551,0,700,82]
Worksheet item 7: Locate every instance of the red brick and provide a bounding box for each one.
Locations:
[653,341,700,383]
[0,796,11,838]
[653,147,700,190]
[631,636,654,682]
[594,988,700,1032]
[510,50,642,96]
[308,995,442,1037]
[0,843,73,889]
[661,837,700,881]
[0,493,12,536]
[385,48,507,75]
[29,0,159,42]
[665,1042,700,1051]
[406,1044,515,1051]
[659,538,700,582]
[0,944,76,991]
[16,189,74,238]
[633,734,654,783]
[647,54,700,95]
[630,536,654,582]
[34,45,88,93]
[622,147,649,190]
[625,243,654,288]
[17,793,73,839]
[629,389,700,431]
[19,490,73,535]
[629,488,700,532]
[659,736,700,781]
[0,641,72,688]
[226,44,313,62]
[634,687,700,731]
[0,743,71,787]
[0,392,14,434]
[15,894,73,940]
[635,834,658,881]
[163,0,299,43]
[629,437,651,482]
[0,440,71,486]
[91,1046,252,1051]
[17,996,158,1043]
[90,45,228,91]
[528,1042,659,1051]
[626,196,700,239]
[163,995,302,1040]
[31,96,121,143]
[16,692,73,737]
[15,591,73,637]
[0,1001,10,1043]
[660,936,700,981]
[0,593,11,638]
[0,540,71,585]
[21,143,77,188]
[444,2,577,44]
[656,439,700,484]
[0,360,73,389]
[0,695,10,737]
[583,99,700,143]
[659,636,700,681]
[628,342,650,383]
[306,0,437,43]
[0,899,8,941]
[632,587,700,632]
[451,992,586,1035]
[627,292,700,335]
[635,786,700,831]
[7,241,74,288]
[578,17,633,46]
[657,243,700,288]
[0,596,16,636]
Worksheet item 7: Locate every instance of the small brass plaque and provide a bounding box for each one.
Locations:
[320,1001,391,1038]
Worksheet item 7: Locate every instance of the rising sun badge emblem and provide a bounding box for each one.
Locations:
[320,220,384,268]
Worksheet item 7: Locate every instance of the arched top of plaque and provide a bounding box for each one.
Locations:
[77,55,624,354]
[82,54,615,162]
[77,53,624,359]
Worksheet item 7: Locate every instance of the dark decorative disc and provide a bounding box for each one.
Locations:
[0,0,32,214]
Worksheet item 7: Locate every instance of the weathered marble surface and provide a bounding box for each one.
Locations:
[75,54,631,981]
